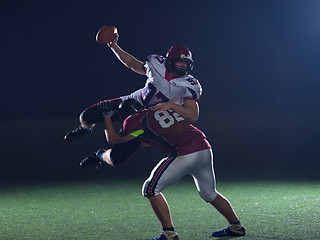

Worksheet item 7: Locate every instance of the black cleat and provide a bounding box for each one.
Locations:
[147,231,179,240]
[80,149,106,169]
[64,125,93,141]
[212,223,246,237]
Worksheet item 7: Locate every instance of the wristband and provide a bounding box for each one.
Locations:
[129,129,144,137]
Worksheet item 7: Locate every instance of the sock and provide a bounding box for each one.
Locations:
[97,152,105,161]
[230,220,240,225]
[163,227,175,232]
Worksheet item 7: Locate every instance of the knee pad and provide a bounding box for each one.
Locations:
[199,189,218,203]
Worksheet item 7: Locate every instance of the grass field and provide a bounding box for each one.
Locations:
[0,178,319,240]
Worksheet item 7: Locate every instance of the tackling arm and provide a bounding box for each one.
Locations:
[151,99,199,123]
[103,116,136,144]
[107,35,145,75]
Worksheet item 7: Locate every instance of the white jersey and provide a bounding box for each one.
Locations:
[120,54,202,107]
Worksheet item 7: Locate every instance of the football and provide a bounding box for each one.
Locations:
[96,26,118,44]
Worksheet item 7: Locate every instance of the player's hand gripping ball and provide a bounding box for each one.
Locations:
[96,26,118,44]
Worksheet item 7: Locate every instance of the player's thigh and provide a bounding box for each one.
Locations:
[142,154,189,197]
[142,152,202,197]
[191,149,217,202]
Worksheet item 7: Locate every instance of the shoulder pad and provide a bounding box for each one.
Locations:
[144,54,166,77]
[184,75,202,100]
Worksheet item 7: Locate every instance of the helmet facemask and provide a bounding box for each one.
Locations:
[174,58,193,76]
[164,45,194,77]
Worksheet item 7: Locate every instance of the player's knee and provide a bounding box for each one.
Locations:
[142,190,160,198]
[142,179,161,198]
[200,189,218,203]
[80,105,103,125]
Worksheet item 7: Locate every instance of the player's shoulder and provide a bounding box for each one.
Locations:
[146,54,165,62]
[123,109,148,133]
[185,74,201,86]
[145,54,166,67]
[178,74,202,99]
[173,74,201,89]
[126,109,149,122]
[144,54,166,76]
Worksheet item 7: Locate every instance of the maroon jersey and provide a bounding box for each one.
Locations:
[122,109,211,156]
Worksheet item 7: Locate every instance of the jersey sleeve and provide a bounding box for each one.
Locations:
[144,54,166,78]
[122,114,144,137]
[120,88,144,106]
[182,76,203,101]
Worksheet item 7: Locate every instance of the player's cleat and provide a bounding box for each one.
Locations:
[147,230,179,240]
[212,223,245,237]
[64,125,93,141]
[79,149,106,169]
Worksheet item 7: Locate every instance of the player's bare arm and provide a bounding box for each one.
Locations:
[107,35,145,75]
[103,116,136,144]
[151,99,199,123]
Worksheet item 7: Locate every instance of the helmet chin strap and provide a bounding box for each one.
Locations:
[165,58,191,77]
[168,68,186,78]
[174,69,187,77]
[174,65,188,76]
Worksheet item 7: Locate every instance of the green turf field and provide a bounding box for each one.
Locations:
[0,178,319,240]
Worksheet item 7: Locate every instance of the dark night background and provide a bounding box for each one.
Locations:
[1,0,319,183]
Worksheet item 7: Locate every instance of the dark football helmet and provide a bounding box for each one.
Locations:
[164,45,194,76]
[117,98,143,121]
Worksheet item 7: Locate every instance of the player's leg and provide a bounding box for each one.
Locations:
[79,138,142,168]
[190,149,245,237]
[102,138,142,166]
[64,98,122,141]
[210,194,245,237]
[143,154,197,240]
[142,155,178,231]
[148,193,174,230]
[210,193,239,224]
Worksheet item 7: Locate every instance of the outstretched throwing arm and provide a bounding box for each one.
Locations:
[107,34,145,75]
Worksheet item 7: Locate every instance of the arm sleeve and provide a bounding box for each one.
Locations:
[122,114,144,135]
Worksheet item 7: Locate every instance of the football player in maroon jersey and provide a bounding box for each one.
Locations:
[81,99,246,240]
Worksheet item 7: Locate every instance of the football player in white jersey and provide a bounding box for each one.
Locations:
[64,32,202,142]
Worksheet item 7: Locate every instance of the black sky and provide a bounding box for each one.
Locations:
[1,0,319,181]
